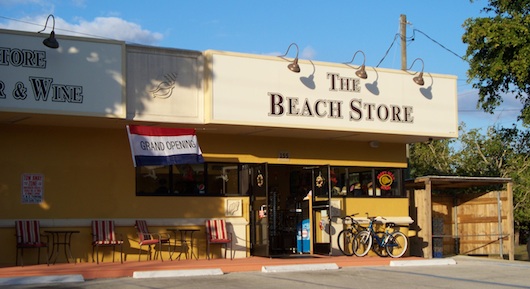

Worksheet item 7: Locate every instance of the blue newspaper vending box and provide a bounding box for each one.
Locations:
[297,219,310,253]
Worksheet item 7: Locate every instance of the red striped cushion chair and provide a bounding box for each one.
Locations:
[135,220,171,261]
[15,220,49,266]
[205,219,232,259]
[91,220,123,264]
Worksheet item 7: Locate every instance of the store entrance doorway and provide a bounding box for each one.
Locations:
[249,164,331,257]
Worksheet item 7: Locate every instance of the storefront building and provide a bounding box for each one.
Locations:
[0,29,457,264]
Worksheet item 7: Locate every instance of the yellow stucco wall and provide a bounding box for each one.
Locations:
[0,124,409,264]
[342,197,410,217]
[199,133,407,167]
[0,125,250,264]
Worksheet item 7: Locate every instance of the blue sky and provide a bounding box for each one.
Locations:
[0,0,524,131]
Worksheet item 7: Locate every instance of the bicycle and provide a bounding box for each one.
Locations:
[337,213,364,256]
[352,214,408,258]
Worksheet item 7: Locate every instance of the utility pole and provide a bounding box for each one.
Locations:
[401,14,411,179]
[400,14,407,70]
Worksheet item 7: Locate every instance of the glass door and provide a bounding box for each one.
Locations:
[249,163,269,256]
[311,165,332,255]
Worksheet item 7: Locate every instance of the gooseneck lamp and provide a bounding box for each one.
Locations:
[408,58,425,86]
[38,14,59,49]
[344,50,368,79]
[278,43,301,73]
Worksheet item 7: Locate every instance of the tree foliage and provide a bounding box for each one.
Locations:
[408,138,455,177]
[463,0,530,125]
[409,124,530,227]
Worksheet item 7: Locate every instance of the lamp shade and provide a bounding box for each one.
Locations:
[43,31,59,49]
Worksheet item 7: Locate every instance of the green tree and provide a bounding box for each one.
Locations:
[409,124,530,229]
[496,126,530,229]
[408,138,456,177]
[456,125,530,227]
[454,125,508,177]
[462,0,530,125]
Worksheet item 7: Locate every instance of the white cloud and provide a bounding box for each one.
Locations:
[458,89,524,129]
[301,45,316,60]
[0,14,164,45]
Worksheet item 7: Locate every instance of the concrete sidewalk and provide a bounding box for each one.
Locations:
[0,255,421,280]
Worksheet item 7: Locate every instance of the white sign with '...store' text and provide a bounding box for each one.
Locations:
[208,51,458,139]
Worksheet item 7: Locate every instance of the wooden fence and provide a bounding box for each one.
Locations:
[406,176,513,260]
[432,191,510,257]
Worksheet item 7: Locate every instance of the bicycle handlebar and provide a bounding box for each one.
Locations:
[340,213,359,220]
[365,213,387,222]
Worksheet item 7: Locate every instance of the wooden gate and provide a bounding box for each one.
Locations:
[407,176,514,260]
[432,190,511,256]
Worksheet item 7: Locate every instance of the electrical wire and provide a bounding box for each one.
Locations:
[412,28,466,61]
[0,15,140,44]
[376,20,467,68]
[376,33,400,68]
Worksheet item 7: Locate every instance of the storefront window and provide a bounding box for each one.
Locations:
[135,164,403,197]
[374,168,402,197]
[331,167,405,198]
[206,163,250,196]
[135,163,249,196]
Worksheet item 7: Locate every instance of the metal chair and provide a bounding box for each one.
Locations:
[15,220,49,266]
[134,220,171,261]
[205,219,232,259]
[91,220,123,264]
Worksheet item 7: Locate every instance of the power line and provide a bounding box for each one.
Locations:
[0,15,139,44]
[376,23,467,68]
[411,28,466,61]
[459,109,521,112]
[376,33,400,68]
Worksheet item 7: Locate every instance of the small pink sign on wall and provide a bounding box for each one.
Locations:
[21,173,44,204]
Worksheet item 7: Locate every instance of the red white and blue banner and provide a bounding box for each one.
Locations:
[126,125,204,167]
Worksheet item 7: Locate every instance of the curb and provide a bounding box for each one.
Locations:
[262,263,339,273]
[0,274,84,286]
[133,268,224,278]
[390,258,457,267]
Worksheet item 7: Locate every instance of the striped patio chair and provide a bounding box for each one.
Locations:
[205,219,232,260]
[91,220,123,264]
[15,220,49,266]
[135,220,171,261]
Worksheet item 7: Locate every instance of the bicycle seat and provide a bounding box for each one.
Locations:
[385,222,396,228]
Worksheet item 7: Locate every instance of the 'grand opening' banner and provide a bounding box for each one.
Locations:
[126,125,204,167]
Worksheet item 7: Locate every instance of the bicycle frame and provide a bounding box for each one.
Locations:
[366,219,392,247]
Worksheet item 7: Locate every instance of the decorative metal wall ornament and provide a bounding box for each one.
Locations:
[316,172,324,188]
[150,72,178,98]
[257,172,264,187]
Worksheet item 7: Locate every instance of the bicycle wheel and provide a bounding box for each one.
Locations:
[372,232,389,257]
[352,230,372,257]
[385,231,408,258]
[337,229,355,256]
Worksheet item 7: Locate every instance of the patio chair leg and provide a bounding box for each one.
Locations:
[158,241,164,262]
[46,246,50,266]
[95,247,97,264]
[147,245,151,260]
